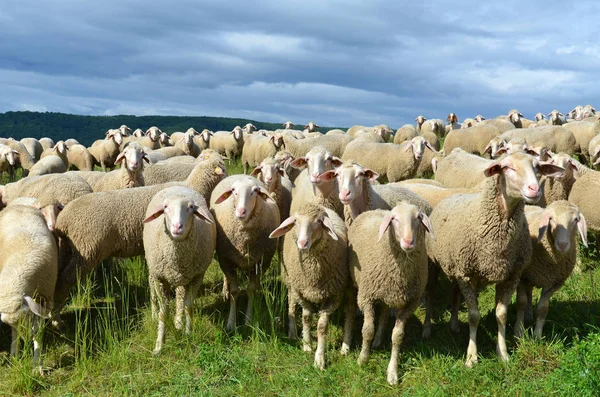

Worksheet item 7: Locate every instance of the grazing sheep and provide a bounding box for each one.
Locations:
[52,159,227,313]
[210,127,245,160]
[67,144,94,171]
[434,148,494,188]
[443,124,502,157]
[0,204,57,373]
[39,137,55,151]
[143,186,216,354]
[89,129,124,171]
[242,133,285,174]
[393,124,418,145]
[90,142,149,191]
[20,138,43,160]
[424,153,563,367]
[548,110,567,126]
[210,175,280,331]
[269,203,348,370]
[342,137,434,182]
[344,203,433,384]
[562,117,600,163]
[318,161,432,227]
[514,201,587,339]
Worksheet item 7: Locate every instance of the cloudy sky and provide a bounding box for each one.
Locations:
[1,1,599,127]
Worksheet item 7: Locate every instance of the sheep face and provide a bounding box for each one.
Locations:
[548,153,580,182]
[158,132,170,145]
[548,110,564,124]
[283,121,295,130]
[446,113,458,124]
[483,153,564,206]
[304,121,319,132]
[290,147,342,184]
[243,123,256,134]
[269,134,285,150]
[231,127,244,141]
[201,130,213,143]
[133,129,145,138]
[251,159,283,190]
[119,125,132,136]
[377,203,434,252]
[146,127,161,142]
[485,137,507,158]
[568,105,583,120]
[144,197,213,241]
[494,138,539,158]
[107,130,124,145]
[198,149,223,163]
[415,115,426,128]
[535,112,546,122]
[538,202,587,253]
[117,143,148,171]
[0,146,18,166]
[40,202,64,232]
[214,178,275,221]
[406,136,434,160]
[186,128,200,136]
[53,141,68,155]
[319,163,378,205]
[269,205,338,250]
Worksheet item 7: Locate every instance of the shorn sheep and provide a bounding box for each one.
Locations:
[0,204,57,373]
[210,175,280,331]
[143,186,216,355]
[344,203,433,385]
[514,201,587,339]
[425,152,563,367]
[269,203,348,370]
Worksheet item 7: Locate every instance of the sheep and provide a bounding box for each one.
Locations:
[373,125,394,142]
[393,124,418,145]
[420,118,446,138]
[122,127,161,151]
[143,186,216,354]
[241,133,285,174]
[434,148,494,188]
[562,117,600,163]
[424,152,563,367]
[89,142,149,191]
[118,125,132,136]
[6,196,64,232]
[20,138,43,160]
[353,130,385,143]
[289,146,344,217]
[39,137,55,151]
[346,125,369,137]
[174,130,201,157]
[29,144,69,177]
[495,126,577,157]
[158,132,173,147]
[210,126,245,160]
[325,129,346,135]
[278,132,352,159]
[481,118,516,133]
[514,201,587,340]
[251,157,293,222]
[210,175,280,331]
[40,140,69,166]
[568,163,600,235]
[537,153,581,207]
[304,121,320,133]
[67,144,94,171]
[344,203,433,384]
[274,151,301,183]
[443,124,502,157]
[89,129,124,171]
[446,113,462,131]
[269,203,347,370]
[193,129,213,151]
[146,146,186,163]
[51,159,227,314]
[0,204,57,373]
[318,161,432,227]
[389,182,477,207]
[0,145,19,177]
[548,110,567,126]
[0,138,36,174]
[283,121,295,130]
[143,161,196,185]
[582,104,597,119]
[133,129,145,138]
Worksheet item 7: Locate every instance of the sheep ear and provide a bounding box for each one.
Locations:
[483,163,503,177]
[144,206,164,223]
[378,213,394,242]
[419,212,435,238]
[524,147,540,157]
[290,157,307,169]
[269,216,296,238]
[250,166,262,177]
[321,216,338,241]
[214,189,233,204]
[446,114,452,122]
[404,143,413,153]
[142,154,150,163]
[23,296,51,319]
[115,152,125,164]
[493,147,508,157]
[483,143,492,154]
[593,146,600,159]
[538,211,551,242]
[318,170,337,183]
[364,169,379,181]
[538,163,565,177]
[330,156,343,168]
[214,166,225,176]
[577,214,588,248]
[277,168,285,177]
[453,114,458,123]
[424,141,435,152]
[256,186,276,204]
[431,157,439,173]
[193,205,214,224]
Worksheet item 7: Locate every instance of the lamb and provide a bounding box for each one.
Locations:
[67,143,94,171]
[52,159,227,314]
[210,126,245,160]
[269,203,348,370]
[497,126,577,157]
[318,161,432,227]
[143,186,216,354]
[434,148,494,188]
[344,203,433,384]
[241,133,285,174]
[89,129,124,171]
[424,153,563,367]
[548,110,567,126]
[562,117,600,163]
[174,130,201,157]
[210,175,280,331]
[193,129,213,151]
[89,142,149,191]
[514,201,587,340]
[39,137,55,151]
[20,138,43,160]
[341,137,434,182]
[0,204,57,373]
[393,124,418,145]
[289,146,344,217]
[443,124,502,157]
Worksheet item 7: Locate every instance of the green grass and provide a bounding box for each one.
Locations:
[0,159,598,396]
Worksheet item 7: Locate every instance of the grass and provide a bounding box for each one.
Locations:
[0,159,599,396]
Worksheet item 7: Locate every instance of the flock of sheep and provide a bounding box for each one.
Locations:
[0,105,597,385]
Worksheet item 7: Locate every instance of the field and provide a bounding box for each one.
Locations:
[0,160,599,396]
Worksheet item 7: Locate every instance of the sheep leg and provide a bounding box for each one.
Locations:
[244,269,259,326]
[358,302,375,365]
[222,266,239,332]
[31,315,43,375]
[341,288,357,355]
[387,314,407,385]
[514,282,528,339]
[450,282,461,334]
[524,284,534,324]
[174,286,184,331]
[372,306,389,349]
[422,263,440,339]
[314,311,330,370]
[10,326,19,357]
[149,274,158,321]
[153,279,170,355]
[287,288,298,339]
[302,306,313,352]
[533,285,559,340]
[458,279,480,368]
[495,281,514,363]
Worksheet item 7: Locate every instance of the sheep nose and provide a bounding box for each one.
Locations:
[340,190,350,199]
[298,239,309,249]
[265,177,272,183]
[558,241,568,251]
[527,185,540,195]
[236,207,247,218]
[401,238,415,250]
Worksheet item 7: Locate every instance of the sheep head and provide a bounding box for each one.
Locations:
[378,202,434,251]
[538,201,587,252]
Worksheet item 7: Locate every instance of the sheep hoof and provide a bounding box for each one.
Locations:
[422,327,431,340]
[153,347,162,356]
[313,356,325,371]
[386,370,398,385]
[371,339,382,350]
[450,322,460,334]
[465,357,477,368]
[340,343,350,356]
[357,353,369,366]
[288,330,298,340]
[303,344,313,353]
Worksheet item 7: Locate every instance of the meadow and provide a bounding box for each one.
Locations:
[0,160,598,396]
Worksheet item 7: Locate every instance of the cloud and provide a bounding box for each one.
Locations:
[1,0,599,128]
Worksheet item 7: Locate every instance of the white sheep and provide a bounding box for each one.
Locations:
[30,141,70,176]
[39,137,55,151]
[20,138,43,160]
[89,142,149,191]
[67,143,94,171]
[89,129,124,171]
[210,127,245,161]
[393,124,418,145]
[434,148,494,188]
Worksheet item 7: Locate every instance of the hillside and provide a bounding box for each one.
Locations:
[0,111,340,147]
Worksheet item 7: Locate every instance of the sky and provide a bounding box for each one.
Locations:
[1,0,599,128]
